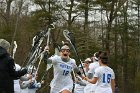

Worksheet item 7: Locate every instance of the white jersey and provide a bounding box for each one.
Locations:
[14,79,21,93]
[20,77,41,93]
[28,89,36,93]
[74,66,89,93]
[88,61,100,75]
[94,66,115,93]
[84,61,100,93]
[20,80,30,93]
[50,55,77,93]
[74,76,88,93]
[27,79,37,93]
[14,64,21,93]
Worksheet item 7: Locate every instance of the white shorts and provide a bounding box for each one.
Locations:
[14,84,21,93]
[20,88,29,93]
[50,85,73,93]
[74,84,85,93]
[84,83,96,93]
[95,87,112,93]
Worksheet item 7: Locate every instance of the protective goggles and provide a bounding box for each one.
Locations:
[60,49,70,52]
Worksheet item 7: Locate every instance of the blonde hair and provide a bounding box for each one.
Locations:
[0,39,10,50]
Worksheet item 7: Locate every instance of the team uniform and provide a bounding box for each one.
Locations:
[20,74,31,93]
[88,61,100,75]
[27,77,42,93]
[94,66,115,93]
[14,64,21,93]
[74,64,88,93]
[20,72,42,93]
[84,60,100,93]
[74,79,86,93]
[49,55,77,93]
[74,74,88,93]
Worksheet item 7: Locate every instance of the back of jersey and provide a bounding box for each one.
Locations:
[94,66,115,88]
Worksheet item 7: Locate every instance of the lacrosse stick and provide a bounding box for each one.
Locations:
[63,30,86,77]
[34,24,54,78]
[12,41,17,59]
[24,24,55,68]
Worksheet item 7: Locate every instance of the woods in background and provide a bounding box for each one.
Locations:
[0,0,140,93]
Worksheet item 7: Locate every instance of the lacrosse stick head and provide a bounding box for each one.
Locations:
[63,30,71,41]
[63,30,75,46]
[14,41,17,48]
[48,24,55,29]
[27,65,36,74]
[13,41,17,53]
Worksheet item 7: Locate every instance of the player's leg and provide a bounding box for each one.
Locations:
[61,89,71,93]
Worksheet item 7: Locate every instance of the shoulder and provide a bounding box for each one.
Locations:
[50,55,60,61]
[69,58,77,68]
[89,63,94,66]
[107,67,114,73]
[50,55,61,64]
[70,58,75,62]
[89,62,99,68]
[3,54,14,64]
[51,55,60,59]
[89,62,97,66]
[88,63,94,69]
[95,66,102,72]
[70,58,76,64]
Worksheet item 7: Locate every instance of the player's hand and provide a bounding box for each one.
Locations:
[20,68,28,75]
[44,46,49,52]
[27,74,32,79]
[41,80,45,84]
[82,76,88,81]
[75,77,79,82]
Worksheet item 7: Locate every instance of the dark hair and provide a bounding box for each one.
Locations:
[99,51,108,64]
[94,50,102,58]
[62,41,69,46]
[98,50,102,56]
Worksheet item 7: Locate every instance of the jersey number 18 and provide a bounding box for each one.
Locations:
[63,70,69,76]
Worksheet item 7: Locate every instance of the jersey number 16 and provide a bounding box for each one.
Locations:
[103,73,111,83]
